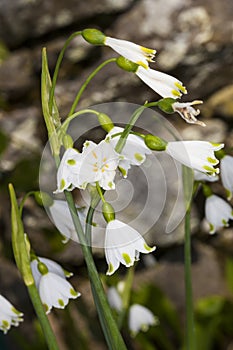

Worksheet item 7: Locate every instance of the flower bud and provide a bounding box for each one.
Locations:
[63,134,74,149]
[34,192,54,207]
[102,202,115,223]
[98,113,114,132]
[157,98,177,114]
[144,135,167,151]
[116,56,139,73]
[82,28,106,45]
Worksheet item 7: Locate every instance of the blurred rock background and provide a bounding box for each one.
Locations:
[0,0,233,349]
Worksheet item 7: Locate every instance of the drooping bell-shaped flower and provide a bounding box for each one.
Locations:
[0,295,23,334]
[108,126,152,177]
[135,66,187,99]
[128,304,158,336]
[49,199,86,243]
[165,141,224,176]
[105,219,155,275]
[220,155,233,200]
[205,194,233,234]
[31,259,80,314]
[30,256,73,288]
[105,37,156,68]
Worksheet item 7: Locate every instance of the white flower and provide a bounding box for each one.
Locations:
[39,272,80,314]
[77,139,120,190]
[128,304,158,336]
[220,155,233,200]
[108,126,152,177]
[107,287,123,312]
[31,256,73,288]
[55,148,82,193]
[105,219,155,275]
[194,170,219,182]
[172,100,206,126]
[105,37,156,68]
[165,141,224,175]
[205,194,233,234]
[0,295,23,334]
[49,200,86,242]
[56,140,120,192]
[136,66,187,99]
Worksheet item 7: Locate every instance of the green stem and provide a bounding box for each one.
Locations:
[68,58,117,117]
[183,166,195,350]
[49,31,82,114]
[65,191,127,350]
[27,284,59,350]
[59,109,100,137]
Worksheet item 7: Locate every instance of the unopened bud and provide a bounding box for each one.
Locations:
[102,202,115,223]
[144,134,167,151]
[34,192,54,207]
[82,28,106,45]
[98,113,114,132]
[116,56,138,73]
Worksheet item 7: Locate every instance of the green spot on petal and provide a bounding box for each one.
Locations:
[70,288,78,297]
[134,153,144,162]
[11,307,21,315]
[172,89,181,97]
[108,182,113,189]
[60,178,66,190]
[144,243,155,252]
[122,253,132,266]
[207,157,218,164]
[2,320,9,328]
[222,219,229,226]
[58,299,65,307]
[67,159,76,165]
[203,165,215,173]
[174,82,187,93]
[226,189,232,201]
[43,304,49,313]
[107,263,114,275]
[211,142,221,147]
[209,223,215,233]
[136,60,148,69]
[119,166,127,178]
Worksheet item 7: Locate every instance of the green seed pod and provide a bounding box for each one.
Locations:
[62,134,74,149]
[157,98,177,114]
[82,28,106,45]
[144,134,167,151]
[34,192,54,207]
[102,202,115,223]
[37,261,49,275]
[98,113,114,132]
[116,56,139,73]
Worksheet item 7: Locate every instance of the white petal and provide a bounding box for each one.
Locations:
[39,273,80,314]
[221,155,233,200]
[194,170,219,182]
[136,66,187,98]
[0,295,23,334]
[129,304,157,335]
[107,287,123,312]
